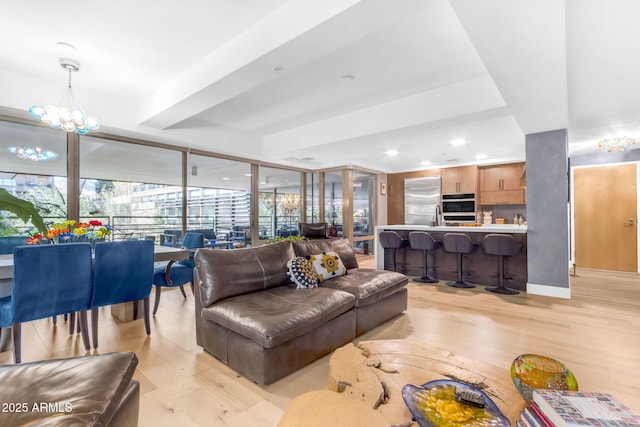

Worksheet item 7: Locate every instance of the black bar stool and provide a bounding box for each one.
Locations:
[379,231,409,272]
[408,231,440,283]
[442,233,476,288]
[481,234,521,295]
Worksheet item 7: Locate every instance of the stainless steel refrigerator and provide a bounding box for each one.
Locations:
[404,176,441,225]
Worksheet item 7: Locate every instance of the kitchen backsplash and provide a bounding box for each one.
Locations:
[478,204,526,224]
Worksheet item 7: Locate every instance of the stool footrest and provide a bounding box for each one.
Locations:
[485,285,519,295]
[446,280,476,288]
[414,276,439,284]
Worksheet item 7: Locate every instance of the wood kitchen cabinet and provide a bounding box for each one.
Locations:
[480,162,526,205]
[441,165,478,194]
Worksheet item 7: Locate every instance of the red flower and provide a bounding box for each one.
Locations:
[89,220,103,227]
[27,234,44,245]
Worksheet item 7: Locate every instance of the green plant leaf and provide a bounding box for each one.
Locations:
[0,188,46,234]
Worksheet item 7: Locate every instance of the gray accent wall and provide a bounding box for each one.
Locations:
[526,129,570,290]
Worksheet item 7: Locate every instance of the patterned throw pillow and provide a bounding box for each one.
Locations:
[287,256,319,289]
[306,251,347,282]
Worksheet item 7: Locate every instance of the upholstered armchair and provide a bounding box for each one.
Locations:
[298,222,328,239]
[161,229,182,247]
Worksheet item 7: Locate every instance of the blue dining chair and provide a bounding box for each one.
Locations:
[0,243,93,363]
[151,232,203,315]
[0,236,28,254]
[91,240,155,349]
[178,232,204,269]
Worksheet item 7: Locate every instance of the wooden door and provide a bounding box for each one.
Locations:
[574,164,637,271]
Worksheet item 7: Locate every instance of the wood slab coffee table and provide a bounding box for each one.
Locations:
[278,340,525,427]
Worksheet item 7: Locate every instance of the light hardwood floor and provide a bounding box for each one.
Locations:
[1,258,639,425]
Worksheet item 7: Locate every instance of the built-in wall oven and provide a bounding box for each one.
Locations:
[441,193,476,224]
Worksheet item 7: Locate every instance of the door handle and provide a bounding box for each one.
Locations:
[625,219,635,226]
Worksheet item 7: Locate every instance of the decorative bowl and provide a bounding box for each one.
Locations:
[510,354,578,401]
[402,380,510,427]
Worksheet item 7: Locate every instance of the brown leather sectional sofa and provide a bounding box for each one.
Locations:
[0,352,140,426]
[194,238,408,385]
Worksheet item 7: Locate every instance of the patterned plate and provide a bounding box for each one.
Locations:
[402,380,510,427]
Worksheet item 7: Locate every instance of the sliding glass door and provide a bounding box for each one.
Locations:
[79,136,182,241]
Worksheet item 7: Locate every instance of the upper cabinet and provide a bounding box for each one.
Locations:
[479,162,526,205]
[441,165,478,194]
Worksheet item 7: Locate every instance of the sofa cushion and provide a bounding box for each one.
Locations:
[196,240,295,306]
[292,238,358,270]
[320,268,408,307]
[287,256,318,289]
[307,251,347,282]
[0,352,138,427]
[201,286,355,348]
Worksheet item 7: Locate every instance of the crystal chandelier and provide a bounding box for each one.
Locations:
[8,145,58,162]
[28,58,100,134]
[279,193,300,216]
[597,136,636,153]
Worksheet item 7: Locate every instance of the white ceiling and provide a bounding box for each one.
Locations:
[1,0,639,174]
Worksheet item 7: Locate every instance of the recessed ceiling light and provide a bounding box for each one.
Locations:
[421,160,431,166]
[222,177,229,180]
[475,153,488,160]
[450,139,467,147]
[244,173,252,177]
[273,66,284,74]
[385,150,399,156]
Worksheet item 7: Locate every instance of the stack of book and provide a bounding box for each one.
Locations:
[516,389,640,427]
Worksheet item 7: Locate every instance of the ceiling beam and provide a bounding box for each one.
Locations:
[137,0,436,130]
[450,0,568,134]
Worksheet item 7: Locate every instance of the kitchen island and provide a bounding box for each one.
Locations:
[375,224,528,290]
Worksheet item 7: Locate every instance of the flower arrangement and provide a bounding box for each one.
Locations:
[28,219,113,244]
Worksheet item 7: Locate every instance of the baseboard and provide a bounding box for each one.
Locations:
[526,282,571,299]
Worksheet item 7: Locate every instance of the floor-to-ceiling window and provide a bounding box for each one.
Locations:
[324,170,343,237]
[0,121,67,235]
[79,136,182,241]
[305,172,320,223]
[259,166,302,240]
[0,119,381,247]
[187,154,251,244]
[353,170,375,254]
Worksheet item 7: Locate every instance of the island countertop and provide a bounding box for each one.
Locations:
[374,224,528,290]
[374,224,527,234]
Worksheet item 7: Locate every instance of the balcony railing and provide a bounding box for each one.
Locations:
[1,214,310,243]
